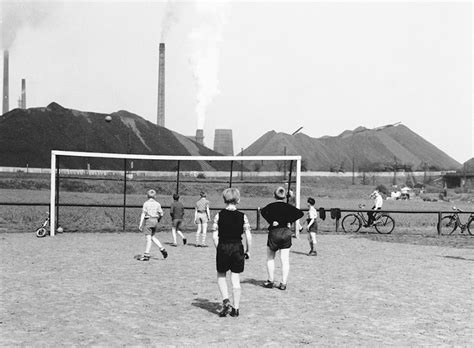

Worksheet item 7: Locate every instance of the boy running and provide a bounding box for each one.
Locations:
[137,189,168,261]
[212,188,252,317]
[170,193,187,246]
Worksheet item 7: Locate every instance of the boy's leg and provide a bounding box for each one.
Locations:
[217,272,232,317]
[280,248,290,286]
[266,247,276,284]
[201,222,208,245]
[230,272,241,310]
[145,235,153,254]
[196,223,201,245]
[151,235,168,258]
[171,227,177,245]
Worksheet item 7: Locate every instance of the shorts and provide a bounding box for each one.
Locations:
[143,218,159,236]
[195,212,209,223]
[216,242,245,273]
[172,219,183,229]
[307,219,318,233]
[267,227,292,251]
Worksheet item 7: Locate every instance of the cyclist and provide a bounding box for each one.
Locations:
[365,189,383,227]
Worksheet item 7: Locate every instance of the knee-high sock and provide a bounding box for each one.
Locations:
[280,248,290,285]
[231,272,241,309]
[196,224,202,243]
[145,235,152,254]
[201,223,207,244]
[217,273,228,300]
[151,236,163,249]
[266,247,275,282]
[171,227,177,244]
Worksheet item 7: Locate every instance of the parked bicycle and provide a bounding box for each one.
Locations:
[440,207,473,236]
[342,204,395,234]
[35,213,63,238]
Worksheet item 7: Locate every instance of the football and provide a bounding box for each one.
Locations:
[56,226,64,233]
[105,115,112,122]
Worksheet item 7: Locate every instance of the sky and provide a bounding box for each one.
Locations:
[1,0,472,163]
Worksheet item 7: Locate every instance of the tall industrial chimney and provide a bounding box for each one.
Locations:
[3,50,9,115]
[213,129,234,155]
[21,79,26,109]
[157,43,165,127]
[195,129,204,146]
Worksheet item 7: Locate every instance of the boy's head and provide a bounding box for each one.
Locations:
[200,191,206,198]
[274,186,286,200]
[222,188,240,204]
[307,197,315,206]
[147,189,156,199]
[173,193,179,201]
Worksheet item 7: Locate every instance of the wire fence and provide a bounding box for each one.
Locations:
[1,202,472,237]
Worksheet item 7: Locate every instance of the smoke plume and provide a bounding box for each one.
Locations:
[1,1,57,49]
[160,0,180,42]
[189,1,229,129]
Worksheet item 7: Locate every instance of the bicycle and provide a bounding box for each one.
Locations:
[440,207,473,236]
[35,213,63,238]
[342,204,395,234]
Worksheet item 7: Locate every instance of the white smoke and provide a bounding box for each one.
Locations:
[189,1,229,129]
[160,0,180,42]
[1,1,57,49]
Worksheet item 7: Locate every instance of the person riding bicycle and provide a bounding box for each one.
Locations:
[365,189,383,227]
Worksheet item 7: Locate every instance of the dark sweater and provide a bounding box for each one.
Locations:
[261,201,304,230]
[218,209,245,243]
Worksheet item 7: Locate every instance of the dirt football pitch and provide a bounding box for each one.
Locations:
[1,232,473,346]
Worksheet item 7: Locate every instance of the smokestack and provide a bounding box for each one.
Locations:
[157,43,165,127]
[21,79,26,109]
[213,129,234,155]
[3,50,9,115]
[195,129,204,145]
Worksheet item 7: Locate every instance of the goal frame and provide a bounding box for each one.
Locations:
[50,150,301,236]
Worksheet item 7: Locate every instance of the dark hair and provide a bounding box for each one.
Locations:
[173,193,179,200]
[307,197,315,205]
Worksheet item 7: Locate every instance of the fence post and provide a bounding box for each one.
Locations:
[437,211,442,236]
[335,216,339,232]
[256,207,261,230]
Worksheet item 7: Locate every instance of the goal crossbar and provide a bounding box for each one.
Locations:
[50,150,302,235]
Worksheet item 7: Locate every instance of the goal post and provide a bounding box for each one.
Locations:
[49,150,301,236]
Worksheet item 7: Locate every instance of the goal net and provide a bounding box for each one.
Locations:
[49,150,301,235]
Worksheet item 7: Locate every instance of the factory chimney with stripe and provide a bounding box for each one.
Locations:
[157,43,165,127]
[3,50,9,115]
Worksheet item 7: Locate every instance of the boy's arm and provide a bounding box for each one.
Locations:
[243,214,252,257]
[139,211,145,231]
[212,213,219,248]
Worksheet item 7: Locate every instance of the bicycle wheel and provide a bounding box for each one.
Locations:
[35,228,47,238]
[467,218,473,236]
[342,214,361,233]
[374,215,395,234]
[440,216,457,235]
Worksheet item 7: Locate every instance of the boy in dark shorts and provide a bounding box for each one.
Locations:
[170,193,187,246]
[261,186,304,290]
[137,189,168,261]
[212,188,252,317]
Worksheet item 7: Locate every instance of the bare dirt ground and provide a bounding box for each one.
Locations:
[1,232,473,346]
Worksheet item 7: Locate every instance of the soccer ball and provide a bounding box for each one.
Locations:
[105,115,112,122]
[56,226,64,233]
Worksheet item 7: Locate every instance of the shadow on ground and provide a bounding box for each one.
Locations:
[191,298,221,315]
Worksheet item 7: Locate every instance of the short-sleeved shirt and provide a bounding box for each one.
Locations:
[170,201,184,220]
[308,206,318,220]
[142,198,163,218]
[195,197,209,212]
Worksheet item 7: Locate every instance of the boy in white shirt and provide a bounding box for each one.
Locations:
[137,189,167,261]
[306,197,318,256]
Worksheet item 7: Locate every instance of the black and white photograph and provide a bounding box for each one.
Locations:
[0,0,472,346]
